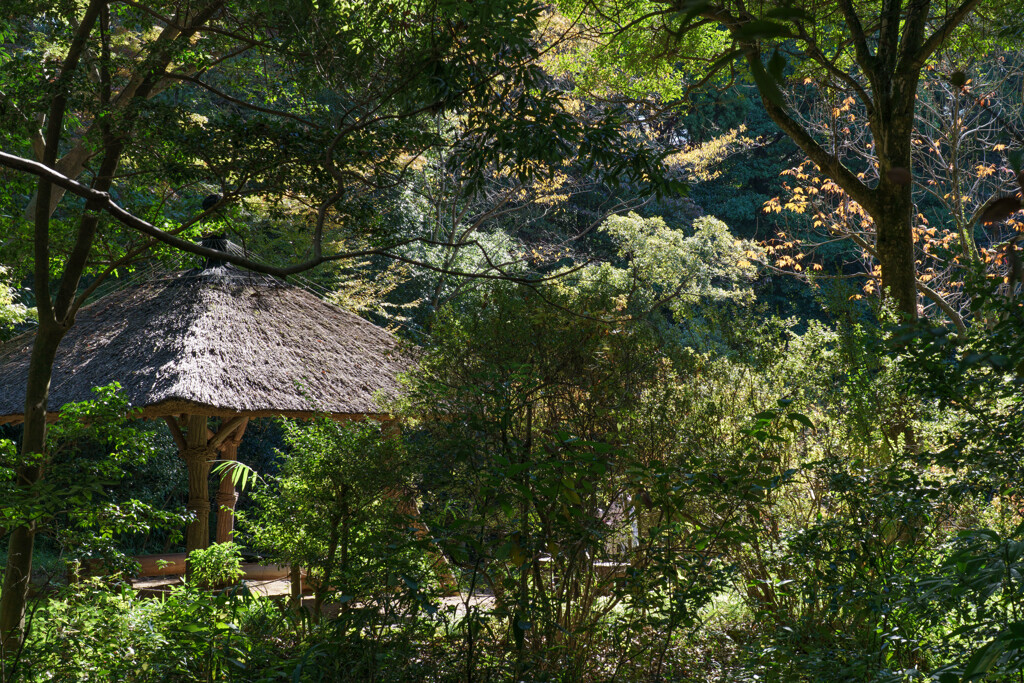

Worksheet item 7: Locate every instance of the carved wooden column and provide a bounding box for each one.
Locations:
[215,417,248,543]
[183,414,212,553]
[164,414,248,553]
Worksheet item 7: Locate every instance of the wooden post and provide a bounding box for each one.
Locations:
[184,413,212,553]
[170,414,248,554]
[289,564,302,610]
[215,418,248,544]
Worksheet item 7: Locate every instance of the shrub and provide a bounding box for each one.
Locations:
[186,542,244,591]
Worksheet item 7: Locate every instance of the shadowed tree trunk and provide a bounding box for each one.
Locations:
[874,181,919,317]
[870,65,922,318]
[1,2,228,657]
[0,326,60,659]
[1,3,107,657]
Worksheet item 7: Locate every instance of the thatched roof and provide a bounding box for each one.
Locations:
[0,261,412,424]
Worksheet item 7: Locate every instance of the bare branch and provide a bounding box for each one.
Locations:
[162,72,322,129]
[0,150,583,286]
[911,0,986,73]
[916,279,967,333]
[835,0,876,79]
[794,24,873,111]
[758,88,878,214]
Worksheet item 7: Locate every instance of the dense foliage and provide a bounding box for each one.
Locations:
[2,0,1023,681]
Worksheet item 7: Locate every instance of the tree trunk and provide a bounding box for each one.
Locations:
[22,146,94,220]
[872,183,919,318]
[0,324,63,659]
[870,67,921,321]
[289,564,303,611]
[315,510,344,619]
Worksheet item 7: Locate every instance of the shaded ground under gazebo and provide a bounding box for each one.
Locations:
[0,238,413,557]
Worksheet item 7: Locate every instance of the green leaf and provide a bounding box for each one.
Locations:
[767,50,787,82]
[962,638,1008,680]
[749,58,787,109]
[734,19,790,41]
[787,412,814,430]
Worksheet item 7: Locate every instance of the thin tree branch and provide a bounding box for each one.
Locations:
[835,0,877,82]
[162,73,322,128]
[0,151,586,286]
[910,0,985,73]
[794,25,873,110]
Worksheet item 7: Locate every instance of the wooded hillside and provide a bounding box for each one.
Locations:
[1,1,1023,680]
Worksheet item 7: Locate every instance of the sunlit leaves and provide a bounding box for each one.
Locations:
[594,212,761,316]
[0,383,183,564]
[664,126,758,182]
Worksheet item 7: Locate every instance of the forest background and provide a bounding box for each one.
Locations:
[1,0,1023,681]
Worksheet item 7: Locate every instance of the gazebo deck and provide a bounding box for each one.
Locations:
[131,575,295,599]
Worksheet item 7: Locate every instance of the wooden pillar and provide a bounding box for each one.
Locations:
[289,564,303,610]
[215,418,248,544]
[165,414,249,553]
[184,414,212,553]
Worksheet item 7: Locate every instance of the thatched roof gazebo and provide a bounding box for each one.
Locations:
[0,237,412,553]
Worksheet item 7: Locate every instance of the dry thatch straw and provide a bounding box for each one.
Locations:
[0,262,413,424]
